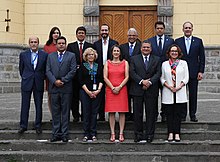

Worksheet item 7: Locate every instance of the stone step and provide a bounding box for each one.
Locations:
[1,121,220,131]
[0,150,220,162]
[1,139,220,152]
[0,130,219,141]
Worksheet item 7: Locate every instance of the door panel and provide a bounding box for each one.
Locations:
[100,7,157,44]
[100,11,128,44]
[130,11,157,41]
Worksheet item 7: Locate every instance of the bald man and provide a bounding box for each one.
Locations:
[18,36,48,134]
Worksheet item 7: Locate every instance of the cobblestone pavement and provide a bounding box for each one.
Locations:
[0,92,220,123]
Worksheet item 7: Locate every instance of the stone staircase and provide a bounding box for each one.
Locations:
[0,121,220,162]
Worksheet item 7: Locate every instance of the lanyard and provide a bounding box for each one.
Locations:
[93,70,97,84]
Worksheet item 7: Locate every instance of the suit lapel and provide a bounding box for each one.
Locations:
[133,43,139,56]
[153,36,161,55]
[35,51,41,70]
[138,55,147,72]
[26,50,34,70]
[189,36,195,54]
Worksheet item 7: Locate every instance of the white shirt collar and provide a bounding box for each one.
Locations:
[184,36,192,40]
[129,42,136,47]
[157,34,165,40]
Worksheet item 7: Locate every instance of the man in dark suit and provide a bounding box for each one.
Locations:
[18,36,48,134]
[147,21,174,122]
[46,36,76,142]
[175,21,205,122]
[120,28,141,121]
[130,40,161,143]
[67,26,93,122]
[93,24,118,121]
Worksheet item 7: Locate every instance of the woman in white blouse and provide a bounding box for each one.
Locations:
[160,44,189,142]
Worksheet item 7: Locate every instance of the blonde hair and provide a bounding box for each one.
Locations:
[83,47,98,61]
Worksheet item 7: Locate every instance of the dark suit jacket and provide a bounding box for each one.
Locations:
[19,49,48,92]
[46,51,76,93]
[120,41,141,63]
[175,36,205,79]
[93,38,119,66]
[147,35,174,63]
[67,41,93,65]
[129,54,161,97]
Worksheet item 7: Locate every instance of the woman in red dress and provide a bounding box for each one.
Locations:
[104,44,129,142]
[43,27,61,117]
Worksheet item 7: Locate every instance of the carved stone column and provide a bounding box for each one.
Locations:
[157,0,173,36]
[83,0,100,43]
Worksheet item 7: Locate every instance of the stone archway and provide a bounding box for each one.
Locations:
[83,0,173,43]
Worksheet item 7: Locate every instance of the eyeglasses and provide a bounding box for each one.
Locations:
[30,41,38,43]
[184,27,192,29]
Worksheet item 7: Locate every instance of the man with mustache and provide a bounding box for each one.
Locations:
[93,24,119,121]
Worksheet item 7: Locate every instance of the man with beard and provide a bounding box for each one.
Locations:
[93,24,118,121]
[67,26,93,122]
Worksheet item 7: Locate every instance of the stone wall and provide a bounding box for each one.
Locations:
[0,44,219,93]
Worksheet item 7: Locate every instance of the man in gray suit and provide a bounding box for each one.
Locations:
[130,40,161,143]
[46,36,76,142]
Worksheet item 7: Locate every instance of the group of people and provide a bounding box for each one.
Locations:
[18,21,205,143]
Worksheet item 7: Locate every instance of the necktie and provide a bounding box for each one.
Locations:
[186,38,190,54]
[79,42,83,63]
[31,53,38,69]
[58,52,63,63]
[104,39,107,45]
[158,36,162,53]
[129,44,133,56]
[144,56,149,70]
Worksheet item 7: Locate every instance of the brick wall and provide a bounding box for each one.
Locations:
[0,44,219,93]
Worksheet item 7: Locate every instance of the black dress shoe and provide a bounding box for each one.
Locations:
[134,138,141,143]
[18,128,27,134]
[97,117,105,121]
[50,137,59,142]
[62,137,68,143]
[190,118,198,122]
[161,116,167,122]
[181,118,186,122]
[73,117,79,122]
[36,128,42,134]
[147,137,153,143]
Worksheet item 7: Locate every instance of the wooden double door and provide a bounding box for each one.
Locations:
[100,6,157,44]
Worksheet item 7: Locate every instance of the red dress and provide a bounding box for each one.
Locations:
[105,60,129,112]
[43,43,57,90]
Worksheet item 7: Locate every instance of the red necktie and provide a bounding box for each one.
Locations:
[79,42,83,63]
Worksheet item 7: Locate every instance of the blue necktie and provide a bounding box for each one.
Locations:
[186,38,190,54]
[129,44,133,56]
[58,52,63,63]
[144,56,149,70]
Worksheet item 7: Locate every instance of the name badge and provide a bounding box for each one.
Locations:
[93,84,97,90]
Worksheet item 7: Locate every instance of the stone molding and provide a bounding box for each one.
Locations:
[84,6,99,16]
